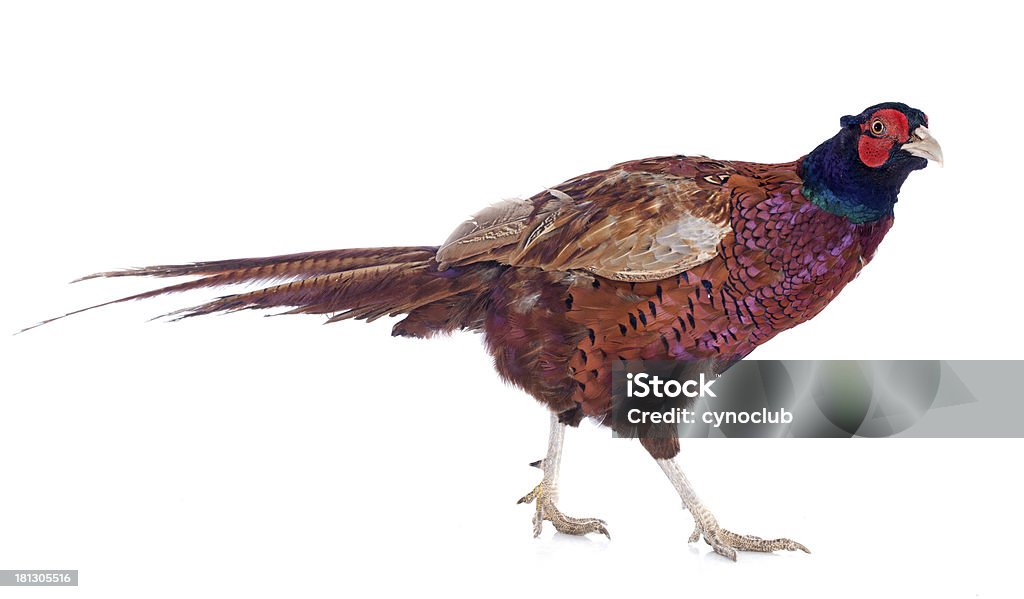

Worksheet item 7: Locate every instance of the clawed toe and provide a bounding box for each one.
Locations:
[517,485,541,505]
[518,483,610,539]
[691,523,809,560]
[545,504,610,538]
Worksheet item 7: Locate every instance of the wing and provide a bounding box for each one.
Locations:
[436,156,736,282]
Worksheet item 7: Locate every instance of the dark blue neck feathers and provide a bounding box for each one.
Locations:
[800,128,910,224]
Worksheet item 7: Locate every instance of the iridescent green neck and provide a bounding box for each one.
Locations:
[801,185,891,224]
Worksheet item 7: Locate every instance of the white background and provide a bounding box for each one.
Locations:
[2,1,1022,597]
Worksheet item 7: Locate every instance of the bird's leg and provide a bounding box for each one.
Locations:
[655,457,809,560]
[517,413,610,538]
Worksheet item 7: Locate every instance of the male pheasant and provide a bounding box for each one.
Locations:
[26,102,942,560]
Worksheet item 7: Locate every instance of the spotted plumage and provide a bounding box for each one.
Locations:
[469,156,898,457]
[27,102,942,558]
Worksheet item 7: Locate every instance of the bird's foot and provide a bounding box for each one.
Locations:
[688,517,809,561]
[517,483,610,539]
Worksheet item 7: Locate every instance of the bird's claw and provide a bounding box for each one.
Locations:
[516,485,541,505]
[517,483,610,539]
[689,520,809,561]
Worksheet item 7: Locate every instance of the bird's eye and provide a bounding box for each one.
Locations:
[870,119,886,135]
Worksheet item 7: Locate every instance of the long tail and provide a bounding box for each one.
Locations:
[20,246,500,335]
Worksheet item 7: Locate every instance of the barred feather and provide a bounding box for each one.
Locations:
[165,261,499,324]
[75,247,438,283]
[18,246,497,333]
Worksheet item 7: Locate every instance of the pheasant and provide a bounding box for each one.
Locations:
[25,102,942,560]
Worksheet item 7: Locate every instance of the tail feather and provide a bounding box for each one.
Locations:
[73,247,438,282]
[166,261,489,322]
[19,246,497,334]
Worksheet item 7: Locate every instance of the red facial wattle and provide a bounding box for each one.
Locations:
[857,108,911,169]
[858,136,893,168]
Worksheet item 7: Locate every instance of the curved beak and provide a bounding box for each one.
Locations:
[902,126,944,166]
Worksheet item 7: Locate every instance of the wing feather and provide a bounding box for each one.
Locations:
[437,157,735,281]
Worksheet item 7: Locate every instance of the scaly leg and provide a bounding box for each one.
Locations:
[656,457,809,560]
[517,413,610,538]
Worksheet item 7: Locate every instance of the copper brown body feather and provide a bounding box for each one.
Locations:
[31,156,892,459]
[448,157,891,457]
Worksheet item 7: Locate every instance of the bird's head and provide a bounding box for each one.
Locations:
[840,102,942,170]
[801,102,943,223]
